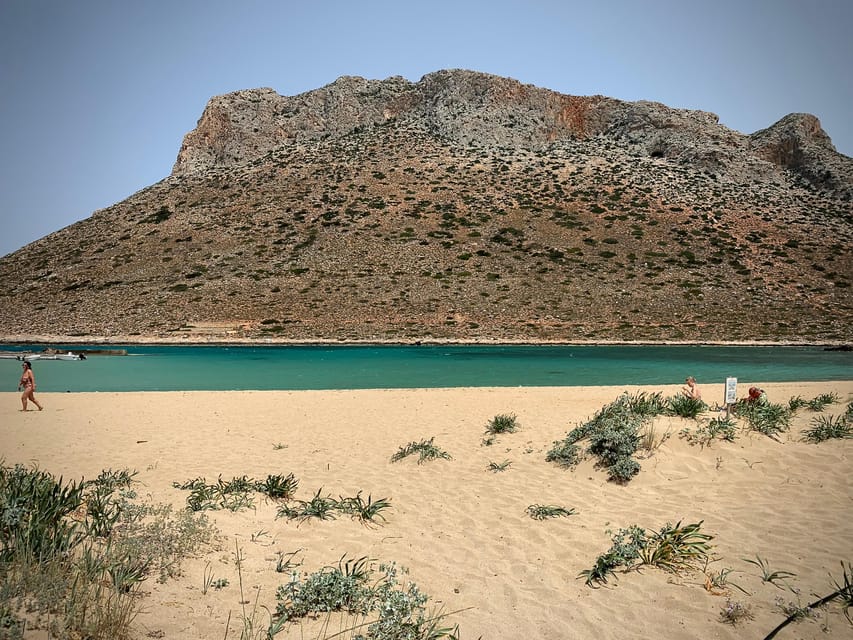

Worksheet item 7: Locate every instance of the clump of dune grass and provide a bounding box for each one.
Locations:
[742,555,797,589]
[547,392,667,483]
[807,392,840,412]
[338,492,393,526]
[485,413,519,434]
[545,439,581,468]
[580,520,713,587]
[275,490,392,527]
[526,504,576,520]
[735,400,792,438]
[276,488,339,524]
[256,473,299,500]
[801,414,853,443]
[666,394,708,419]
[787,395,809,412]
[702,563,750,596]
[487,460,512,472]
[391,437,452,464]
[273,557,461,638]
[482,413,520,446]
[172,473,300,511]
[1,463,215,640]
[680,416,738,448]
[638,422,672,455]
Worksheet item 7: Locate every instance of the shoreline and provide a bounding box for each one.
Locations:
[1,333,851,347]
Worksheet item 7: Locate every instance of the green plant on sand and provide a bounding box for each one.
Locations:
[680,416,738,448]
[666,394,708,419]
[484,413,520,435]
[273,556,462,639]
[0,463,214,639]
[337,491,393,526]
[390,437,452,464]
[801,414,852,443]
[580,520,713,587]
[735,401,792,438]
[526,504,576,520]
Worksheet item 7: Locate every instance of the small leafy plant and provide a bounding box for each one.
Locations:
[274,557,461,638]
[526,504,576,520]
[667,394,708,419]
[277,488,339,523]
[547,392,662,483]
[391,437,452,464]
[680,416,738,448]
[173,473,300,511]
[485,413,519,435]
[544,440,581,468]
[719,600,754,625]
[580,520,713,586]
[275,549,303,573]
[787,395,808,412]
[801,414,852,443]
[338,491,393,526]
[807,392,839,412]
[736,401,792,438]
[256,473,299,500]
[743,555,796,588]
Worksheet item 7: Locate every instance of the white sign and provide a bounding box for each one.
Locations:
[725,377,738,405]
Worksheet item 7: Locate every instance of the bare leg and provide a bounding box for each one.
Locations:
[21,389,28,411]
[28,390,42,411]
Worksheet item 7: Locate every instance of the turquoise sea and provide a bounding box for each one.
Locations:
[1,344,851,392]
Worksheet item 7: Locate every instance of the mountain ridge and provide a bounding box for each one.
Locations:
[1,70,851,343]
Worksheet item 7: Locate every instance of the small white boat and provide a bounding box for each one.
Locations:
[53,352,85,361]
[0,352,85,362]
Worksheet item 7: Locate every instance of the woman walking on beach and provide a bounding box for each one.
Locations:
[18,361,43,411]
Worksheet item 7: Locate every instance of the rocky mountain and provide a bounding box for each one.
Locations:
[1,70,851,343]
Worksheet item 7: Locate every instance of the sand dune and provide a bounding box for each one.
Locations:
[2,381,852,639]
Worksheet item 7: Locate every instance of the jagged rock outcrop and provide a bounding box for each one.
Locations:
[174,70,851,199]
[750,113,852,199]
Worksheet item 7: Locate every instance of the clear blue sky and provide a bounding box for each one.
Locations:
[1,0,850,257]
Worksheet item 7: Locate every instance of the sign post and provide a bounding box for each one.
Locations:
[724,377,737,418]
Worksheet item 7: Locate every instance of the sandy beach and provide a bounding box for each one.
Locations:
[2,381,852,639]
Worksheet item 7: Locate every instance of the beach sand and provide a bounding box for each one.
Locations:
[2,381,852,639]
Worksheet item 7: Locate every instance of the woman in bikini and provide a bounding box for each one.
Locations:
[18,361,43,411]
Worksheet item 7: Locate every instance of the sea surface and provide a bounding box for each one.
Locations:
[1,344,851,393]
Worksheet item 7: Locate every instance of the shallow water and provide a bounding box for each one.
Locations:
[1,344,850,392]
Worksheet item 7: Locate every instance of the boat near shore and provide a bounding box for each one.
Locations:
[0,351,86,361]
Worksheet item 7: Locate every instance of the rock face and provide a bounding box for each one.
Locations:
[1,69,851,343]
[750,113,853,198]
[174,70,851,199]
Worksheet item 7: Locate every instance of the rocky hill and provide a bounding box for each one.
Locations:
[1,70,851,343]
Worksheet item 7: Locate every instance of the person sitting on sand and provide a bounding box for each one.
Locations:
[746,386,767,404]
[682,376,701,400]
[18,361,43,411]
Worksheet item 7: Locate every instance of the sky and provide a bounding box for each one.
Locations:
[1,0,851,257]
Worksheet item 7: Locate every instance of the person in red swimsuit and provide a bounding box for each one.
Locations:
[18,361,43,411]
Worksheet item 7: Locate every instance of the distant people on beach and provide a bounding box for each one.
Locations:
[682,376,701,400]
[18,361,43,411]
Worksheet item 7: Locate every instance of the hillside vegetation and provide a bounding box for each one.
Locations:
[1,70,850,342]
